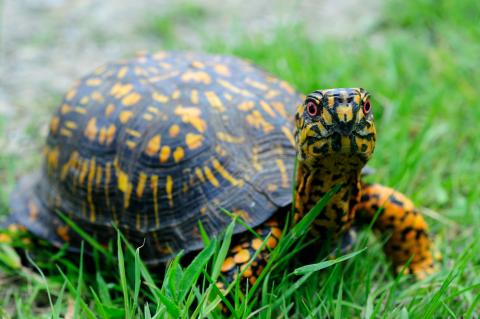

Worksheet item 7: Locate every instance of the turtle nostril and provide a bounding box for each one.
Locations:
[336,121,354,135]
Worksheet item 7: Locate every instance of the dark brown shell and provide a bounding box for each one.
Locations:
[9,51,303,263]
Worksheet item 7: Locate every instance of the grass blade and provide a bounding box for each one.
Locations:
[294,248,367,275]
[178,238,216,300]
[117,232,130,318]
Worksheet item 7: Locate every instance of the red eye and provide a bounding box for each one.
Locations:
[306,102,319,117]
[363,100,371,114]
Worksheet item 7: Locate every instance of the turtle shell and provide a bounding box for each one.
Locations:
[8,51,303,263]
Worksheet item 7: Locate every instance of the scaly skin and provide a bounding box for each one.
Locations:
[220,88,436,289]
[356,183,436,279]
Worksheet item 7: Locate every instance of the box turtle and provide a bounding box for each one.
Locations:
[2,51,436,288]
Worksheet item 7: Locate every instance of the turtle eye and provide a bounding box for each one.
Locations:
[363,99,371,114]
[306,102,319,117]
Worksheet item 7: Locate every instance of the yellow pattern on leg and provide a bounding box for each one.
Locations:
[219,217,282,290]
[355,183,438,279]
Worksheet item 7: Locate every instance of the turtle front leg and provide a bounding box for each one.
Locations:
[354,183,438,279]
[218,218,282,292]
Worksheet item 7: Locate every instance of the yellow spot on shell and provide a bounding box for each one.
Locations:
[166,175,174,207]
[191,61,205,68]
[181,70,211,84]
[281,126,295,146]
[233,209,252,223]
[122,92,142,106]
[271,102,287,118]
[217,132,245,144]
[276,159,289,188]
[91,91,103,102]
[87,157,97,222]
[185,133,204,150]
[84,117,98,141]
[50,116,60,134]
[46,146,60,170]
[215,145,227,157]
[151,175,160,227]
[214,64,231,76]
[105,103,116,116]
[259,100,276,117]
[171,89,181,99]
[217,79,252,97]
[191,90,199,104]
[174,106,207,132]
[86,78,102,86]
[145,135,161,156]
[126,141,136,149]
[172,147,184,163]
[238,101,255,111]
[153,52,167,60]
[205,91,225,112]
[119,111,134,123]
[60,129,72,137]
[143,113,153,121]
[65,89,76,101]
[61,104,72,114]
[136,172,147,198]
[75,107,87,114]
[169,124,180,137]
[94,65,106,74]
[126,128,141,138]
[195,167,205,183]
[79,160,89,184]
[152,92,169,103]
[159,146,171,163]
[204,166,220,188]
[212,158,243,186]
[106,125,116,145]
[245,78,268,91]
[110,83,133,98]
[65,121,77,130]
[175,106,201,117]
[99,127,108,144]
[117,67,128,78]
[118,169,129,192]
[80,96,89,105]
[148,71,180,83]
[265,90,280,99]
[279,81,295,94]
[246,110,274,133]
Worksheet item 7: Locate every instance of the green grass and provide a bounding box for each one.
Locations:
[1,0,480,317]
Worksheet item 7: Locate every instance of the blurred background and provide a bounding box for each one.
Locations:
[0,0,479,315]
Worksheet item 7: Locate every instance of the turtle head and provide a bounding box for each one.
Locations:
[295,88,376,168]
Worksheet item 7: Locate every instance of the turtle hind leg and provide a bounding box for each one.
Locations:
[354,183,439,279]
